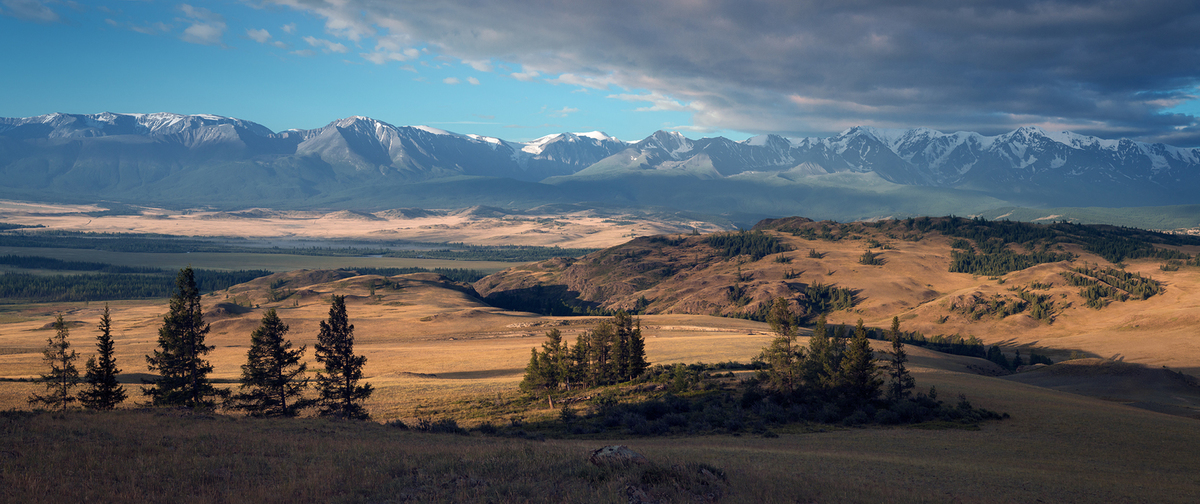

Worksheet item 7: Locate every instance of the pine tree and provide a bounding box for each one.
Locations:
[824,324,848,390]
[587,321,616,386]
[882,316,915,402]
[232,309,311,417]
[758,298,803,395]
[624,318,648,381]
[804,314,834,390]
[839,319,882,404]
[28,313,79,411]
[79,305,126,410]
[612,311,648,381]
[144,267,225,408]
[314,295,373,419]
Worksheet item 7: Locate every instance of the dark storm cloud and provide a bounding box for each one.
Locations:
[271,0,1200,144]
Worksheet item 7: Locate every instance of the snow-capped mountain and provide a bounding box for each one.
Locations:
[2,111,1199,212]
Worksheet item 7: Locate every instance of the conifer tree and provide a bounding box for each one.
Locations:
[613,311,648,381]
[565,335,590,389]
[804,314,834,389]
[824,324,848,390]
[840,319,881,404]
[314,295,373,419]
[232,309,311,417]
[882,316,915,402]
[144,267,224,408]
[28,313,79,411]
[759,298,803,395]
[587,321,617,386]
[79,305,126,410]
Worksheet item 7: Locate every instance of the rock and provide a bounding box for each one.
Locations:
[589,445,649,467]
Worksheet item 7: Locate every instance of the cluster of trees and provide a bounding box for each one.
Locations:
[28,307,128,411]
[754,299,906,407]
[948,249,1074,276]
[27,267,375,419]
[1061,265,1162,309]
[0,269,272,303]
[858,250,884,266]
[520,312,649,394]
[704,230,790,261]
[0,230,599,262]
[0,255,162,273]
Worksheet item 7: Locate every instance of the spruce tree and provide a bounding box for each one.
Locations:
[232,309,311,417]
[79,305,126,410]
[759,298,803,395]
[314,295,373,419]
[804,314,834,390]
[28,313,79,411]
[882,316,915,402]
[587,321,616,386]
[613,311,648,381]
[839,319,882,404]
[144,267,225,408]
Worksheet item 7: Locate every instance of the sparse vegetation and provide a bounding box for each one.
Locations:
[1061,265,1162,309]
[704,230,790,260]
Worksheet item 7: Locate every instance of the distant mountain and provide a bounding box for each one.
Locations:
[3,112,1199,222]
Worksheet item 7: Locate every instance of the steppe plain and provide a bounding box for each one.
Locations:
[1,201,1199,503]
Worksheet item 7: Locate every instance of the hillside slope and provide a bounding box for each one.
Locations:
[476,217,1200,369]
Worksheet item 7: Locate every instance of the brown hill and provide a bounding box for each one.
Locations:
[475,217,1200,370]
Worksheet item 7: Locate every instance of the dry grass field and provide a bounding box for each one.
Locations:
[3,208,1200,502]
[0,199,725,249]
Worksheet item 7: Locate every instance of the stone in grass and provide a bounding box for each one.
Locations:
[589,445,649,467]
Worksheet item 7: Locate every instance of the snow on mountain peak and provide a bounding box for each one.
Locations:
[412,125,453,136]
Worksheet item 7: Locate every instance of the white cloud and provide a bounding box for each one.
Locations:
[443,77,460,85]
[0,0,60,23]
[291,49,316,57]
[467,76,480,85]
[546,106,579,118]
[360,38,419,65]
[303,36,348,54]
[510,70,540,82]
[246,28,271,44]
[608,92,691,112]
[281,23,296,34]
[462,59,492,72]
[178,4,226,46]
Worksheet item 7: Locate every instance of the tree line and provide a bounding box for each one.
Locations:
[0,230,598,262]
[26,267,374,419]
[0,269,272,303]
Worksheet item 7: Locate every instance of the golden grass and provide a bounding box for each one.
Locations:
[0,199,725,248]
[4,365,1200,503]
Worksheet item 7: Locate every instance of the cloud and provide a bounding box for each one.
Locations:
[281,23,296,34]
[546,106,579,118]
[467,76,480,85]
[609,92,691,112]
[178,4,225,46]
[303,36,348,53]
[1,0,60,23]
[360,37,419,64]
[511,70,540,82]
[264,0,1200,145]
[443,77,460,85]
[291,49,316,57]
[462,59,492,72]
[246,28,271,43]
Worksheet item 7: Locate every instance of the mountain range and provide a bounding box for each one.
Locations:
[2,112,1199,225]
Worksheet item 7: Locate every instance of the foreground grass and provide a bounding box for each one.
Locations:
[5,371,1200,504]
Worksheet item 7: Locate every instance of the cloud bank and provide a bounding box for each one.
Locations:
[267,0,1200,144]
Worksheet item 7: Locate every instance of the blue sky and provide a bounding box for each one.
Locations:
[3,1,1200,145]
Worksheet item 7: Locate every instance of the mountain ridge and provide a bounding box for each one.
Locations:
[3,111,1200,219]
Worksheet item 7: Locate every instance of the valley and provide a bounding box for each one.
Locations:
[3,208,1199,503]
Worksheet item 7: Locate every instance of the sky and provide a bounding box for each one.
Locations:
[2,0,1200,145]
